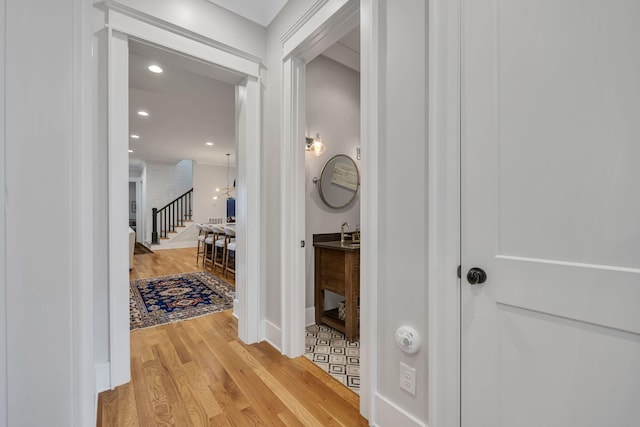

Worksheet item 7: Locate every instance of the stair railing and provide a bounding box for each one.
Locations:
[152,188,193,244]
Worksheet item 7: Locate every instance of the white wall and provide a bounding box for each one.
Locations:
[5,0,93,424]
[192,162,237,224]
[374,0,429,423]
[263,3,289,332]
[305,55,361,309]
[144,160,193,242]
[264,0,317,334]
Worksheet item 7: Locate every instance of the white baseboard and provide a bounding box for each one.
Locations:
[374,393,427,427]
[95,362,110,393]
[306,307,315,326]
[152,241,198,250]
[263,319,282,352]
[233,299,239,319]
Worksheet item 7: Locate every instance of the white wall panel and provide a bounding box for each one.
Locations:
[5,0,90,424]
[263,0,317,331]
[375,0,428,423]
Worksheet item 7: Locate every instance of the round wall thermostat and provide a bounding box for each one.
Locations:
[395,326,421,354]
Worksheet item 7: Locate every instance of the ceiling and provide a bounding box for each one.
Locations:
[337,27,360,52]
[128,41,240,167]
[128,24,360,170]
[320,26,360,71]
[205,0,289,27]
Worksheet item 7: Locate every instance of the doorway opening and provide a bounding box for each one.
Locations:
[127,40,239,254]
[126,39,239,323]
[103,12,263,388]
[278,0,374,415]
[303,26,362,395]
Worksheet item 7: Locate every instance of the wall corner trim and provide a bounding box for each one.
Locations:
[95,362,111,394]
[305,307,316,326]
[263,320,282,352]
[374,393,427,427]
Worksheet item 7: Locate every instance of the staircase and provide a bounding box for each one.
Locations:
[152,222,199,249]
[151,188,194,247]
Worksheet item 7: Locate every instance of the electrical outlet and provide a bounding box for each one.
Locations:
[399,362,416,395]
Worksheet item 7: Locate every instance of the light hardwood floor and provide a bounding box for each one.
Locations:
[130,246,234,286]
[98,247,367,426]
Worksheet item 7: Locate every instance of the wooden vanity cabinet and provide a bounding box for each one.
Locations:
[314,242,360,342]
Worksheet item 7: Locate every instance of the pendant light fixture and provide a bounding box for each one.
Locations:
[213,153,235,200]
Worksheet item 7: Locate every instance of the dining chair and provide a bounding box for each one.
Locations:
[223,226,236,276]
[210,224,228,273]
[195,224,208,266]
[201,224,219,268]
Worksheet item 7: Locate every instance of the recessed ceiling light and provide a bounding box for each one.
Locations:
[148,64,163,73]
[137,111,149,117]
[128,149,134,153]
[131,134,140,139]
[206,141,214,146]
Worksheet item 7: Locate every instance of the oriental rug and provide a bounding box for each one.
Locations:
[130,271,234,330]
[305,324,360,394]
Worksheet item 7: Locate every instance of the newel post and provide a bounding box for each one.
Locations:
[152,208,158,244]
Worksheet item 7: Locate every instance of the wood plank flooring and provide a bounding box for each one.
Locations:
[99,247,367,426]
[130,246,234,287]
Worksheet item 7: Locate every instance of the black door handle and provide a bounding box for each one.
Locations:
[467,267,487,285]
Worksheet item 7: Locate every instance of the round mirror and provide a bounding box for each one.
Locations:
[316,154,360,209]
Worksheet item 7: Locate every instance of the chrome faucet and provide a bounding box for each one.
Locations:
[340,222,350,244]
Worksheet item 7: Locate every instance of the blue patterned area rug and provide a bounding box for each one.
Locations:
[129,271,235,330]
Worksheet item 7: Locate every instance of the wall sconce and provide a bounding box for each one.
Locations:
[305,133,326,156]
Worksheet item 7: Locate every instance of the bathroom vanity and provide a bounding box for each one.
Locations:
[313,239,360,342]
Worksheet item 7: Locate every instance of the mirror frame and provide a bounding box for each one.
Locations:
[316,154,360,209]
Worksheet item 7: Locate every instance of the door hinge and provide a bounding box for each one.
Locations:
[301,240,306,248]
[457,265,461,279]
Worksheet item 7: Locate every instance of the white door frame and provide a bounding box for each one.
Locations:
[427,0,463,425]
[279,0,373,416]
[358,0,379,420]
[0,0,7,420]
[106,27,131,388]
[104,7,263,387]
[280,0,360,358]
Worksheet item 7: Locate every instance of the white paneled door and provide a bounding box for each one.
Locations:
[461,1,640,426]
